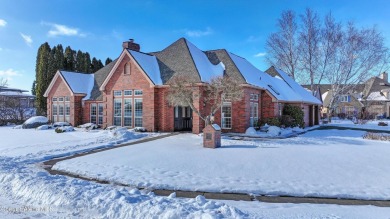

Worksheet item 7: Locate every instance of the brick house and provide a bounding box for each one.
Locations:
[44,38,322,133]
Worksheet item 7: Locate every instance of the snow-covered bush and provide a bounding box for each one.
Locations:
[267,126,281,137]
[22,116,48,129]
[260,117,280,127]
[12,125,22,129]
[245,127,257,135]
[36,125,53,130]
[134,127,147,132]
[78,123,98,130]
[363,132,390,141]
[53,122,71,127]
[55,126,75,133]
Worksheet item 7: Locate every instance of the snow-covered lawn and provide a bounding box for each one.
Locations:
[0,127,242,218]
[325,119,390,131]
[54,129,390,200]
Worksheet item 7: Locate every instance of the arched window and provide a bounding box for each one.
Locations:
[124,62,131,75]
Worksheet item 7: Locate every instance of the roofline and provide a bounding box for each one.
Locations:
[43,70,75,97]
[100,50,155,91]
[183,39,203,82]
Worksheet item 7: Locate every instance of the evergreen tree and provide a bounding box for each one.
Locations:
[98,59,104,69]
[83,52,91,73]
[75,50,84,72]
[64,46,75,71]
[105,57,113,66]
[35,42,51,115]
[31,80,36,96]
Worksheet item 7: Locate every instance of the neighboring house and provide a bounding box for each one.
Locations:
[312,72,390,119]
[0,86,35,124]
[44,38,322,133]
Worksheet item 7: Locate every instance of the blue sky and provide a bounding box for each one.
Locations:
[0,0,389,92]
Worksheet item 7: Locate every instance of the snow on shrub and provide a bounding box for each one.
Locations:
[267,126,281,137]
[55,126,75,133]
[78,123,98,130]
[13,125,22,129]
[53,122,71,127]
[134,127,147,132]
[245,127,257,135]
[22,116,48,129]
[36,125,53,130]
[363,132,390,141]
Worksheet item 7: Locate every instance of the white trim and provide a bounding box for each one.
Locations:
[100,50,155,91]
[44,70,74,97]
[221,102,232,129]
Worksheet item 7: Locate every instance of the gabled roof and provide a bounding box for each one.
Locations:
[266,66,322,104]
[60,71,95,99]
[128,49,162,85]
[90,59,117,101]
[362,76,389,98]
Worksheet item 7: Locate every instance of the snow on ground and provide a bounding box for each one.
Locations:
[0,127,243,218]
[54,129,390,200]
[325,118,390,131]
[222,200,390,219]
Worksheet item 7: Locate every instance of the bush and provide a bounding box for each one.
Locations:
[283,104,304,127]
[378,122,388,126]
[259,117,280,127]
[337,113,346,119]
[280,115,294,127]
[363,132,390,141]
[55,127,65,133]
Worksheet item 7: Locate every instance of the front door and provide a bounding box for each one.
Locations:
[174,106,193,131]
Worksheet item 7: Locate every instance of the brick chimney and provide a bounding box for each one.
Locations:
[379,72,388,82]
[122,39,140,51]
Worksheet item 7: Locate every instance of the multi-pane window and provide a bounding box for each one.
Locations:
[250,102,258,127]
[52,97,57,102]
[134,90,143,96]
[90,104,97,124]
[340,95,349,102]
[222,102,232,129]
[65,96,70,102]
[124,99,132,126]
[65,103,70,123]
[124,90,133,96]
[134,98,143,127]
[52,104,57,122]
[114,99,122,126]
[98,103,104,125]
[58,97,64,102]
[114,91,122,97]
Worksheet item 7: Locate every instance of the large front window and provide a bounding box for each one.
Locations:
[98,103,104,125]
[124,99,132,126]
[51,96,71,123]
[90,104,97,124]
[250,102,258,127]
[134,98,143,127]
[114,99,122,126]
[222,102,232,129]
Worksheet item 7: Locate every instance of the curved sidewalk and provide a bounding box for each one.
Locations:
[42,132,390,207]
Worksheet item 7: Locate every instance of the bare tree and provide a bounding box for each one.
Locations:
[266,10,299,79]
[0,77,8,87]
[298,8,321,91]
[167,75,243,126]
[325,22,388,120]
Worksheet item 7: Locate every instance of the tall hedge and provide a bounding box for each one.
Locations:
[282,104,304,127]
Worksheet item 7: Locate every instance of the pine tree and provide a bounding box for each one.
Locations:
[31,80,36,96]
[105,57,113,66]
[35,42,51,115]
[84,52,91,73]
[75,50,84,72]
[64,46,75,71]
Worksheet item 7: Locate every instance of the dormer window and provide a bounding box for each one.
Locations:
[124,62,131,75]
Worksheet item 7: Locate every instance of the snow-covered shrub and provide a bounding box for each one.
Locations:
[292,126,304,132]
[134,127,147,132]
[283,104,304,127]
[267,126,281,137]
[22,116,48,129]
[12,125,22,129]
[378,122,388,126]
[53,122,71,127]
[78,123,98,130]
[363,132,390,141]
[245,127,257,135]
[106,126,117,131]
[55,126,74,133]
[36,125,53,130]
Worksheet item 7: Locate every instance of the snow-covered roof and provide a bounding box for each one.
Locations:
[128,50,162,85]
[366,91,389,101]
[0,91,34,97]
[60,71,95,100]
[186,40,225,82]
[273,68,323,105]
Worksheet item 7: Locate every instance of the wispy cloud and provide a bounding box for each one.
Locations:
[42,22,86,37]
[20,33,33,46]
[185,27,213,37]
[0,19,6,27]
[254,52,267,57]
[246,35,262,43]
[0,68,22,81]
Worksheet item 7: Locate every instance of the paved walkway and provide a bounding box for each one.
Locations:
[42,132,390,207]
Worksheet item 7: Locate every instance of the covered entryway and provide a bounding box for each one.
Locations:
[174,106,193,131]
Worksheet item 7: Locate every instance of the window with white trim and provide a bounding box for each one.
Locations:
[124,90,133,96]
[124,99,132,127]
[114,91,122,97]
[58,97,64,102]
[134,90,143,96]
[250,102,258,127]
[65,103,70,123]
[90,103,97,124]
[114,99,122,126]
[98,103,104,125]
[134,98,143,127]
[52,104,57,122]
[221,102,232,129]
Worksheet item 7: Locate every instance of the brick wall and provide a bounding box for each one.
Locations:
[261,90,278,119]
[46,75,84,126]
[103,53,156,131]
